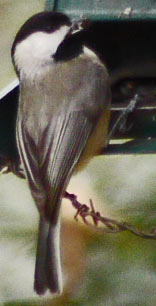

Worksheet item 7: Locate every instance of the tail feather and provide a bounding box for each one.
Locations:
[46,217,62,293]
[34,216,62,295]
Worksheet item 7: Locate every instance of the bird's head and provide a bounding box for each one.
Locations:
[11,12,72,78]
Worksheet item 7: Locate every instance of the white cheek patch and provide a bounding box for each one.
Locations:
[14,25,70,78]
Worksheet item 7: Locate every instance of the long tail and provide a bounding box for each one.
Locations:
[34,216,62,295]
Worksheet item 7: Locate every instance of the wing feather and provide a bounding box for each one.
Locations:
[17,110,94,219]
[39,111,93,220]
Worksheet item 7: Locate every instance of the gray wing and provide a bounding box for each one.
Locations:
[17,110,93,218]
[17,111,94,295]
[40,110,94,220]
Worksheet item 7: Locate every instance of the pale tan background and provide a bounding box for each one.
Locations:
[0,0,45,98]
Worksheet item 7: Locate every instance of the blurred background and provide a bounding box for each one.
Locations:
[1,155,156,305]
[1,1,156,305]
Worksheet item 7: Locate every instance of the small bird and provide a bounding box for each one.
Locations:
[11,11,111,295]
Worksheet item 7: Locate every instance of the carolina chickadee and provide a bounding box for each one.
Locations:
[11,11,111,295]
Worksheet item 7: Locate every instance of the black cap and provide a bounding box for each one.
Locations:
[11,11,71,58]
